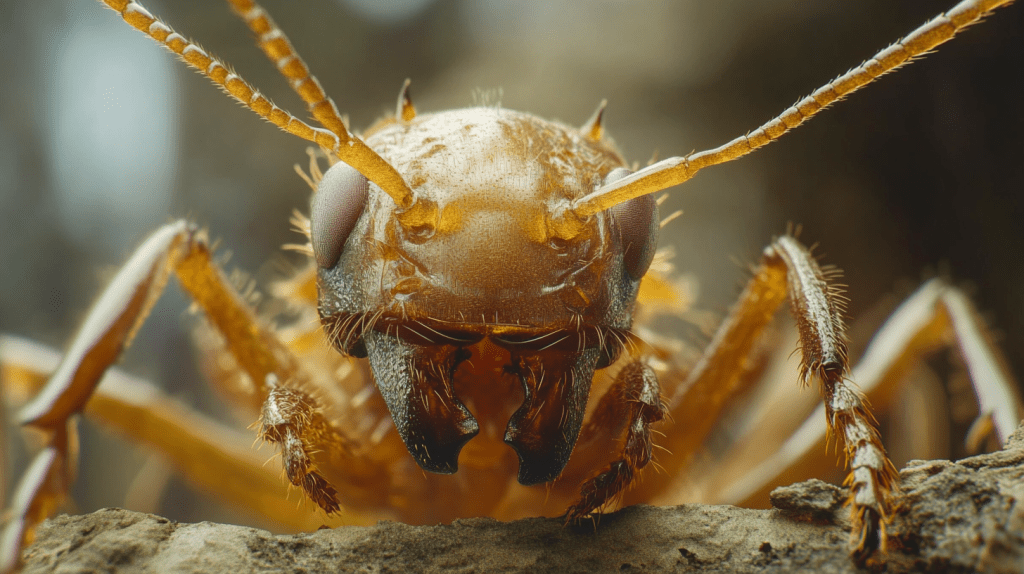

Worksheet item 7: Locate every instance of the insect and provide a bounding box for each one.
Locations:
[0,0,1019,564]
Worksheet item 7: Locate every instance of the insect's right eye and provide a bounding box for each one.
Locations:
[310,161,370,269]
[605,168,659,281]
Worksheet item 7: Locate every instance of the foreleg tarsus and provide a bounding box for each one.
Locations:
[565,361,664,521]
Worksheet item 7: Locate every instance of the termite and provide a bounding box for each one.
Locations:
[0,0,1021,569]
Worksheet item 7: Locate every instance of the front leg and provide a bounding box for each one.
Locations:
[640,235,897,558]
[565,361,665,521]
[20,220,301,429]
[5,221,346,569]
[0,335,380,530]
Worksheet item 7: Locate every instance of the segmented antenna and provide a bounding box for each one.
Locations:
[223,0,350,141]
[572,0,1014,217]
[100,0,415,209]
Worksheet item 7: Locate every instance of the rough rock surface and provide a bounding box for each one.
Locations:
[22,424,1024,573]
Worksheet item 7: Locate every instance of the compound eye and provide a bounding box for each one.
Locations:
[602,167,632,187]
[606,169,659,281]
[310,161,369,269]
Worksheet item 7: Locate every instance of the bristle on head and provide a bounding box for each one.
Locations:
[396,78,416,123]
[581,99,607,142]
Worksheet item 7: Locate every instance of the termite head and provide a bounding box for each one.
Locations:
[310,106,658,484]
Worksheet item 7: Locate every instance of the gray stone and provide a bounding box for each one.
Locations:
[21,421,1024,573]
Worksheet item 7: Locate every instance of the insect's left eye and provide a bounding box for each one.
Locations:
[310,161,369,269]
[606,169,659,280]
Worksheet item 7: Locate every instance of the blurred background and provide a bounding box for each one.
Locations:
[0,0,1021,529]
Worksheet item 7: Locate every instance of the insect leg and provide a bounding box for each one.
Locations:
[858,280,1022,445]
[9,222,380,549]
[637,235,896,557]
[634,240,793,498]
[20,221,193,429]
[0,338,78,573]
[564,361,664,521]
[19,220,310,429]
[718,279,1023,509]
[767,237,898,558]
[0,419,76,574]
[256,377,390,516]
[0,336,374,533]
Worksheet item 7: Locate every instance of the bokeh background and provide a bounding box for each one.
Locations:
[1,0,1021,529]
